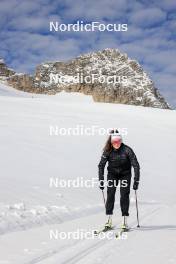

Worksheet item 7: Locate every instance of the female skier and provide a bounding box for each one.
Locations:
[98,129,140,230]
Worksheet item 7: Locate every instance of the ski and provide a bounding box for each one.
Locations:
[94,226,114,235]
[115,227,130,238]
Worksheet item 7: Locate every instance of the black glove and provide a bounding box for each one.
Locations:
[99,180,105,190]
[133,181,139,190]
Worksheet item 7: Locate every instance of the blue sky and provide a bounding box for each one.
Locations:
[0,0,176,107]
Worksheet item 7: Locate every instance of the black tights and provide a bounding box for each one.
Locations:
[105,174,131,216]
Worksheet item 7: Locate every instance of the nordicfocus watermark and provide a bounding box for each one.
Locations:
[49,72,128,85]
[48,70,150,87]
[49,177,128,189]
[49,229,127,240]
[50,21,128,32]
[49,72,149,87]
[49,126,128,137]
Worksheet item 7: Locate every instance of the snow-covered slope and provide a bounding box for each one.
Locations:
[0,82,48,98]
[0,82,32,97]
[0,86,175,264]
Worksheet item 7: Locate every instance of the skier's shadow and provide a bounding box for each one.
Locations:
[133,225,176,231]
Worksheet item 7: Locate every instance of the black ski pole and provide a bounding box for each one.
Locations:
[135,190,140,228]
[102,190,106,207]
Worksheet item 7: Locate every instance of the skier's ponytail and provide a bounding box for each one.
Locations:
[103,135,112,153]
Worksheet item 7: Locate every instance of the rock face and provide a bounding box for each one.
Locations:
[0,49,171,109]
[0,58,15,79]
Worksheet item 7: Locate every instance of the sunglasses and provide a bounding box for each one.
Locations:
[111,137,121,143]
[111,134,122,143]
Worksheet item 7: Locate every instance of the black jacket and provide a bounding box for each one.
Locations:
[98,143,140,182]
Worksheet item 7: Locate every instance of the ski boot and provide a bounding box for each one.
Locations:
[121,216,129,232]
[94,217,113,235]
[104,217,113,231]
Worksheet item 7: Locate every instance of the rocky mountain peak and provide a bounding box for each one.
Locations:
[0,49,171,109]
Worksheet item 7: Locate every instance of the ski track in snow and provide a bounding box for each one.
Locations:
[23,205,162,264]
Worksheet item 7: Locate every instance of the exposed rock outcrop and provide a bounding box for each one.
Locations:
[0,49,171,109]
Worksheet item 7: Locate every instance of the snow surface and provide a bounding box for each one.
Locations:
[0,83,176,264]
[0,82,36,98]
